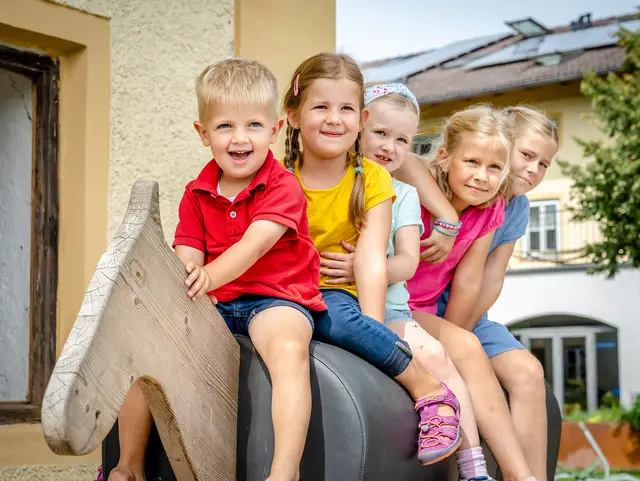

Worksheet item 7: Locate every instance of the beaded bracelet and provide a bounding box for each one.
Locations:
[433,224,459,237]
[434,218,462,230]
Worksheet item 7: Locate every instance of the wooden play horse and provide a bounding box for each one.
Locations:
[41,181,563,481]
[41,181,240,481]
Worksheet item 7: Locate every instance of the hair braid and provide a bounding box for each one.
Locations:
[349,134,366,231]
[284,124,302,171]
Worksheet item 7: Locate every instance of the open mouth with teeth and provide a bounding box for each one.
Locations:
[375,154,392,164]
[229,150,252,163]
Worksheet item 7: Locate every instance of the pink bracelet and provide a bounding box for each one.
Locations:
[434,218,462,231]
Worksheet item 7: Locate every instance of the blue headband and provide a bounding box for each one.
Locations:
[364,83,420,111]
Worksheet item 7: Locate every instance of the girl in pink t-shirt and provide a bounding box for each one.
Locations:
[407,107,509,318]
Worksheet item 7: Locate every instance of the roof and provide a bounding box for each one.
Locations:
[362,12,639,105]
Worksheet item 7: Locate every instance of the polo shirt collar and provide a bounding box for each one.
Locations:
[191,149,276,196]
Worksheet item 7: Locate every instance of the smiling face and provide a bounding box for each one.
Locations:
[287,77,363,163]
[194,101,282,181]
[361,100,419,173]
[445,133,509,208]
[509,129,558,196]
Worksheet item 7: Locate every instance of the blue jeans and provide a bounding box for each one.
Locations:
[216,294,317,335]
[313,289,413,378]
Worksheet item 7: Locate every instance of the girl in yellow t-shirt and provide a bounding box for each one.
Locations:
[281,52,461,466]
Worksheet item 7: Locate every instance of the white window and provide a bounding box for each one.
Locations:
[413,133,439,156]
[522,200,561,257]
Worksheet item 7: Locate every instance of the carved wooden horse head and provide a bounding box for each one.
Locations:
[41,181,239,481]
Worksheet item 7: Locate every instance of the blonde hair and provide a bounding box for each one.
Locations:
[283,53,366,230]
[503,104,559,146]
[195,58,279,121]
[426,105,512,207]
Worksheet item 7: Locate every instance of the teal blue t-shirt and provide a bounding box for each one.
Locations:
[386,178,424,312]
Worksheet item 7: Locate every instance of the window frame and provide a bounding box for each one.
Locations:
[0,45,59,424]
[522,199,562,258]
[412,132,440,156]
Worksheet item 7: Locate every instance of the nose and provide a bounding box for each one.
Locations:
[525,160,539,175]
[232,127,248,144]
[473,166,489,183]
[326,107,342,125]
[381,140,394,153]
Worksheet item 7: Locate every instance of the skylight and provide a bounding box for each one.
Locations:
[506,18,551,38]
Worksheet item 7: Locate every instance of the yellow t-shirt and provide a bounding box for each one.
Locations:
[286,157,395,297]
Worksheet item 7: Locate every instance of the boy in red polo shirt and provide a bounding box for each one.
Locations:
[108,59,324,481]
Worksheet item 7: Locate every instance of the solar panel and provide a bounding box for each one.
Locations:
[362,32,512,83]
[465,19,640,70]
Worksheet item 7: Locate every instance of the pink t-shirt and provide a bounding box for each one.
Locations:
[407,197,506,314]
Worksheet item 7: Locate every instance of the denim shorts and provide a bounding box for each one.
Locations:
[312,289,413,378]
[472,315,525,359]
[384,308,413,325]
[216,294,317,335]
[437,289,524,359]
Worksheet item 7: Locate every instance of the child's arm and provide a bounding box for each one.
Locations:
[463,242,515,330]
[387,225,421,283]
[206,221,287,289]
[443,232,494,328]
[180,221,288,299]
[395,153,459,263]
[354,199,393,322]
[175,245,205,267]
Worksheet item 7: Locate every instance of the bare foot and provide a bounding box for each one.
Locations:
[107,465,146,481]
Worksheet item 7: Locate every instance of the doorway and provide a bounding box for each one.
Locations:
[0,44,59,424]
[511,325,619,414]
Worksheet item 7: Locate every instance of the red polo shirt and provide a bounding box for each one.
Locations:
[173,150,325,311]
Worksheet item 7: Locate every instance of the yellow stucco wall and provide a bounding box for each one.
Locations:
[234,0,337,158]
[50,0,235,243]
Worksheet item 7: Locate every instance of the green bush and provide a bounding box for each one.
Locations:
[619,394,640,432]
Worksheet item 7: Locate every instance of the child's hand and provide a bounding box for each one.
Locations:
[420,230,455,264]
[320,241,356,285]
[184,261,211,299]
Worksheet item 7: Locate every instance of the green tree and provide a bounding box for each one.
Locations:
[559,27,640,277]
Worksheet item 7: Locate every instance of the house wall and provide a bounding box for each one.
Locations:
[490,266,640,407]
[49,0,235,245]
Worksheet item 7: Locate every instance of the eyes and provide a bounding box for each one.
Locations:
[520,150,550,169]
[464,158,504,171]
[313,105,356,112]
[216,121,264,130]
[374,130,409,144]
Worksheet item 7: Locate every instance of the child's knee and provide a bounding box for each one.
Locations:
[456,329,484,360]
[508,353,545,393]
[267,338,309,367]
[416,339,449,370]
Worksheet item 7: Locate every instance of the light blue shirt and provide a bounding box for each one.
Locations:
[387,178,424,312]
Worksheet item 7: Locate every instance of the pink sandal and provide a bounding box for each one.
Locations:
[415,382,462,465]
